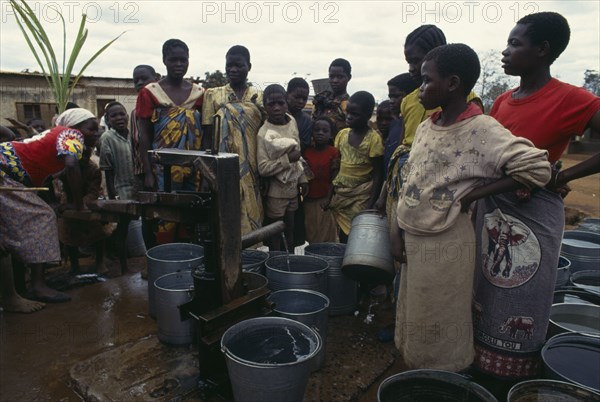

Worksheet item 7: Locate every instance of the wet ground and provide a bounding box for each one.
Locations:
[0,256,403,402]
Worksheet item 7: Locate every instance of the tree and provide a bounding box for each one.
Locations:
[200,70,228,89]
[475,50,517,113]
[583,69,600,96]
[10,0,124,113]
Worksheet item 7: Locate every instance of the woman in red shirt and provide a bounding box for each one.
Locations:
[469,12,600,381]
[0,108,100,311]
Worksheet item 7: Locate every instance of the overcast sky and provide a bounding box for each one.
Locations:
[1,0,598,101]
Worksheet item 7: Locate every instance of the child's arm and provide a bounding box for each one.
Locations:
[374,182,388,215]
[104,170,117,200]
[323,154,340,209]
[257,133,297,178]
[367,156,384,209]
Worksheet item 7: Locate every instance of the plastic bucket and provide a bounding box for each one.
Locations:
[560,231,600,273]
[146,243,204,318]
[342,210,394,284]
[548,303,600,338]
[221,317,320,402]
[542,333,600,391]
[268,289,329,371]
[154,270,195,345]
[377,369,498,402]
[265,255,328,294]
[242,249,269,275]
[556,256,571,289]
[507,379,600,401]
[127,218,147,257]
[305,243,357,315]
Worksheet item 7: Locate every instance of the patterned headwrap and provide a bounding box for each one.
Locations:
[55,108,96,128]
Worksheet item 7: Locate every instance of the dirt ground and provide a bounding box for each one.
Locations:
[558,153,600,227]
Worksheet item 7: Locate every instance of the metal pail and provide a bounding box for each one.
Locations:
[154,270,195,345]
[342,210,394,284]
[377,369,498,402]
[305,243,357,315]
[507,379,600,401]
[265,255,328,294]
[242,249,269,275]
[221,317,320,402]
[146,243,204,318]
[268,289,329,370]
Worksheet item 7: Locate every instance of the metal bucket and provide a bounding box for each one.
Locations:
[242,271,268,295]
[548,303,600,338]
[146,243,204,318]
[154,270,195,345]
[561,231,600,273]
[268,289,329,371]
[570,270,600,296]
[242,249,269,275]
[556,256,571,289]
[265,255,328,294]
[542,333,600,391]
[305,243,357,316]
[342,210,394,284]
[377,369,498,402]
[221,317,321,402]
[507,379,600,402]
[553,289,600,306]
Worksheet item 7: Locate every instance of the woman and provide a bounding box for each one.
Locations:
[201,45,264,236]
[0,108,100,311]
[470,12,600,380]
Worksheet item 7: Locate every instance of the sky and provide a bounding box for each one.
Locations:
[1,0,599,102]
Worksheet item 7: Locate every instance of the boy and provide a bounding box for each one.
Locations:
[390,44,550,372]
[387,73,418,118]
[287,77,312,247]
[257,84,308,251]
[312,58,351,139]
[130,65,159,191]
[375,100,396,141]
[287,77,312,150]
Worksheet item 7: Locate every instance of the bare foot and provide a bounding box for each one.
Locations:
[1,294,46,313]
[140,266,148,280]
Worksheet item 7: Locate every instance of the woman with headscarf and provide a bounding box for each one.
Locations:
[0,108,100,312]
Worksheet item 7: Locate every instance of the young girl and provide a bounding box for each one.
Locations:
[391,44,550,372]
[329,91,384,243]
[472,12,600,380]
[303,117,340,243]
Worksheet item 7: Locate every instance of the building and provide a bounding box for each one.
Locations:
[0,70,137,129]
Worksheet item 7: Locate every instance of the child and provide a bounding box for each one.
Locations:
[202,45,264,236]
[472,12,600,380]
[329,91,384,244]
[375,100,396,141]
[312,58,352,139]
[130,65,159,191]
[303,117,340,243]
[387,73,419,118]
[99,101,137,272]
[390,44,551,372]
[257,84,308,251]
[287,77,312,151]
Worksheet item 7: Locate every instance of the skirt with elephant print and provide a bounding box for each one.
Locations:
[472,188,563,379]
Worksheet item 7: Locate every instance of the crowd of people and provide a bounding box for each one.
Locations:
[1,10,599,385]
